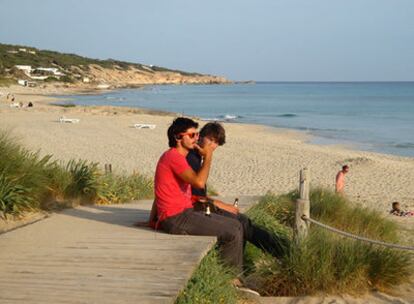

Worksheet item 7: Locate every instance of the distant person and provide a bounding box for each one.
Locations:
[390,202,413,217]
[28,102,33,107]
[335,165,349,194]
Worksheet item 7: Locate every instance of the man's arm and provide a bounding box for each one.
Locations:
[179,143,214,189]
[212,199,239,214]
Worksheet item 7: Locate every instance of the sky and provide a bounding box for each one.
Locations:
[1,0,414,81]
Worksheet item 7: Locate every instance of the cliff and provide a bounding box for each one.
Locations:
[0,43,231,86]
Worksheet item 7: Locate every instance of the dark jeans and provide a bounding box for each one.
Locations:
[160,208,244,271]
[160,207,289,271]
[215,208,289,259]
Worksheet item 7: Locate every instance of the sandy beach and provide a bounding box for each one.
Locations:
[1,85,413,303]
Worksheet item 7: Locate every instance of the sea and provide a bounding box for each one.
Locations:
[59,82,414,158]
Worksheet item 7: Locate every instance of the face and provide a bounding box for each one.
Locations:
[200,136,219,150]
[178,127,199,150]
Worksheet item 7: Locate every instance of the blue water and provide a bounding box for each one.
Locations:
[61,82,414,157]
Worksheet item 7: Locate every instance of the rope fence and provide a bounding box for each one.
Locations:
[301,215,414,251]
[294,168,414,252]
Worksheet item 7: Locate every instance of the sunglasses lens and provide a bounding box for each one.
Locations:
[179,132,199,139]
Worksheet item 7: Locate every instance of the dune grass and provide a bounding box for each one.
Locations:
[244,189,412,296]
[175,248,238,304]
[0,131,153,217]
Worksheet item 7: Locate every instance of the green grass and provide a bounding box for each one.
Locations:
[0,130,154,216]
[175,248,238,304]
[97,172,154,204]
[243,190,413,296]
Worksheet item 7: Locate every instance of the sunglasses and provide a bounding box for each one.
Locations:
[179,132,199,139]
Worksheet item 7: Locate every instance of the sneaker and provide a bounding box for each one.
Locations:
[236,286,261,297]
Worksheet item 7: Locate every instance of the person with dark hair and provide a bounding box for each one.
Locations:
[390,202,414,217]
[335,165,349,194]
[187,122,289,261]
[186,122,225,197]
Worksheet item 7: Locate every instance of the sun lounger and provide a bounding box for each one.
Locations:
[59,116,80,123]
[134,123,156,129]
[10,102,21,108]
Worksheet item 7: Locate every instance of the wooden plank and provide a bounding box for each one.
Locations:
[0,200,215,304]
[0,197,259,304]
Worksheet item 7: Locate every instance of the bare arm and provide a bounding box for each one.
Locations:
[178,143,214,189]
[212,199,239,214]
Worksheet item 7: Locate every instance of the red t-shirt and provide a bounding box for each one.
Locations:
[154,148,193,222]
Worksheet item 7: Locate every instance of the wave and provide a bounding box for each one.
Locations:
[105,96,126,101]
[392,142,414,149]
[200,114,241,122]
[276,113,297,118]
[295,126,348,133]
[200,117,223,122]
[222,114,238,120]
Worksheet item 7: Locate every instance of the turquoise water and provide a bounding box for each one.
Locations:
[62,82,414,157]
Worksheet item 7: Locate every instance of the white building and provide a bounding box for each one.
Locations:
[34,67,65,77]
[17,79,28,86]
[97,84,110,89]
[30,76,48,80]
[15,65,32,72]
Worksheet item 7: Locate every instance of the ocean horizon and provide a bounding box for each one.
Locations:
[58,82,414,158]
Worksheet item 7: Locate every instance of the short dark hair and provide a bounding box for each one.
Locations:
[167,117,199,147]
[200,122,226,146]
[342,165,349,171]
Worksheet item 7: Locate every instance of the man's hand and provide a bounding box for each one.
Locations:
[194,140,216,158]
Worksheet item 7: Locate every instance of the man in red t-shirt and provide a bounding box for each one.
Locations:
[153,117,244,271]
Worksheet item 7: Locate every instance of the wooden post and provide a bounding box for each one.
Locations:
[295,168,310,241]
[104,164,112,174]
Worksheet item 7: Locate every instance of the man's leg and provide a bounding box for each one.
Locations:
[216,208,289,258]
[160,208,244,272]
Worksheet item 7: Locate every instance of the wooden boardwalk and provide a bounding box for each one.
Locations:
[0,197,258,304]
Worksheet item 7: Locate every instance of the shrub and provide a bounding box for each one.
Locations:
[0,171,36,215]
[97,173,154,204]
[0,131,54,213]
[244,190,412,296]
[0,130,154,215]
[64,159,101,201]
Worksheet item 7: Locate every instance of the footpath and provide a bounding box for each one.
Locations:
[0,197,258,304]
